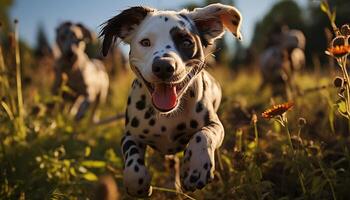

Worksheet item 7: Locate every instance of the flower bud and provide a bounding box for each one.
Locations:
[333,76,344,88]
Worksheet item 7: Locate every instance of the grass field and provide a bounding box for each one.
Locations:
[1,7,350,199]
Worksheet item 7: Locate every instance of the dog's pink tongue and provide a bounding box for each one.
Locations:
[152,84,177,111]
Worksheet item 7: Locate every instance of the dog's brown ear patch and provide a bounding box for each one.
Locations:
[100,6,154,56]
[187,3,243,45]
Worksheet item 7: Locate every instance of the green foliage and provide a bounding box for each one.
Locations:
[251,0,305,52]
[1,2,350,199]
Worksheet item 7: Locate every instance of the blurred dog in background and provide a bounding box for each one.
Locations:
[52,22,109,121]
[260,26,305,99]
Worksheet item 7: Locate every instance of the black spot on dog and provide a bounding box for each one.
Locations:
[139,135,146,139]
[204,162,209,170]
[127,159,133,167]
[179,138,188,145]
[137,158,144,165]
[144,111,151,119]
[231,20,239,26]
[196,102,203,113]
[153,133,161,137]
[126,131,131,136]
[169,26,199,61]
[138,178,144,185]
[190,172,200,183]
[183,171,188,179]
[127,96,131,105]
[134,165,139,172]
[196,135,201,143]
[149,118,155,126]
[144,108,154,119]
[204,111,210,125]
[131,117,139,127]
[125,110,129,125]
[190,120,198,129]
[189,89,195,97]
[138,143,145,149]
[197,181,205,189]
[206,171,211,182]
[166,45,171,49]
[123,140,136,154]
[143,129,149,134]
[173,132,186,141]
[136,98,146,110]
[161,126,166,132]
[129,147,139,156]
[188,150,192,158]
[164,17,168,21]
[177,123,186,130]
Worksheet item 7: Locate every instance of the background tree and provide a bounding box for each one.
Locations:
[250,0,305,54]
[305,0,350,67]
[34,24,52,58]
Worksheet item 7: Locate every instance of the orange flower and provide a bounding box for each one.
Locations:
[326,45,350,57]
[262,102,294,119]
[326,35,350,58]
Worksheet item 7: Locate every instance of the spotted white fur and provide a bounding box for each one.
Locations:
[53,22,109,121]
[100,3,242,197]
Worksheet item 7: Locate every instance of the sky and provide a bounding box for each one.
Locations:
[9,0,307,48]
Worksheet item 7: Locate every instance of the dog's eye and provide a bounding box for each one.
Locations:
[181,39,194,48]
[140,39,151,47]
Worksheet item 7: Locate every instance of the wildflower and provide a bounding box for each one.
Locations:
[298,117,307,127]
[333,76,344,88]
[326,35,350,58]
[340,24,350,36]
[262,102,294,119]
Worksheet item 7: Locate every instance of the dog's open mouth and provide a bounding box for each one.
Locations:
[134,61,204,112]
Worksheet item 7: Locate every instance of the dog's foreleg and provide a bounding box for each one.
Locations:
[121,134,152,197]
[181,112,224,191]
[71,96,90,121]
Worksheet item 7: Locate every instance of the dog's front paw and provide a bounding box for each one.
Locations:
[180,138,215,191]
[123,159,152,197]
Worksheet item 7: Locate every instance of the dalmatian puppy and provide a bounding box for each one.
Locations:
[260,29,305,97]
[100,3,242,197]
[52,22,109,121]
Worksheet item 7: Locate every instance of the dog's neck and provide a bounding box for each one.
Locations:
[59,50,88,71]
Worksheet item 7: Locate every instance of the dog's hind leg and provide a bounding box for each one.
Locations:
[71,96,90,121]
[121,134,152,197]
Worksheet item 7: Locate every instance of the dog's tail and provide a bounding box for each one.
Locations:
[93,112,124,126]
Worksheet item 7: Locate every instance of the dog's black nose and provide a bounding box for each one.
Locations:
[152,57,175,80]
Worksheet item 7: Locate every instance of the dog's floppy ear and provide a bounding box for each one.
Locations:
[187,3,242,46]
[77,23,93,43]
[100,6,154,56]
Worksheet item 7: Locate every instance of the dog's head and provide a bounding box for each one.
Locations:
[56,22,93,59]
[100,3,242,113]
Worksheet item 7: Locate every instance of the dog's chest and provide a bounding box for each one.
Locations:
[125,82,210,154]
